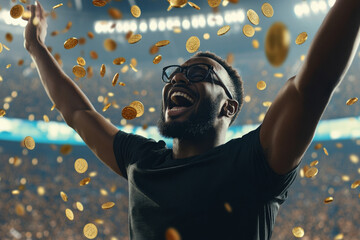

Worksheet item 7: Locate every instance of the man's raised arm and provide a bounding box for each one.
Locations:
[24,1,123,177]
[260,0,360,174]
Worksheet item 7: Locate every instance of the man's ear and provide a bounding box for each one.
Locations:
[221,99,239,117]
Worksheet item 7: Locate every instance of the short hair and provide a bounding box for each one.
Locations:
[192,51,244,126]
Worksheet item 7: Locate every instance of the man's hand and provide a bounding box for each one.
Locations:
[24,1,47,53]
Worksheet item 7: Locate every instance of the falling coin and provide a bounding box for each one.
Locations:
[169,0,187,8]
[224,202,232,213]
[131,5,141,18]
[265,22,290,67]
[108,7,122,19]
[113,57,126,65]
[10,5,24,19]
[65,209,74,221]
[53,3,63,9]
[351,180,360,189]
[77,57,86,66]
[153,55,162,64]
[243,25,255,37]
[103,103,112,112]
[217,25,231,36]
[101,202,115,209]
[112,73,119,86]
[323,147,328,156]
[252,39,259,49]
[165,227,181,240]
[324,197,334,204]
[208,0,221,8]
[60,144,72,155]
[155,40,170,47]
[60,191,68,202]
[257,81,266,90]
[104,38,117,51]
[122,106,137,120]
[186,36,200,53]
[92,0,107,6]
[64,37,78,50]
[83,223,98,239]
[130,101,145,117]
[310,160,319,167]
[149,45,159,55]
[89,51,98,59]
[100,64,106,78]
[0,109,6,117]
[74,158,88,174]
[79,177,91,186]
[261,3,274,18]
[76,201,84,211]
[292,227,304,238]
[305,167,318,178]
[188,2,200,10]
[247,9,259,25]
[24,136,35,150]
[295,32,308,45]
[73,65,86,78]
[346,97,358,105]
[128,34,142,44]
[5,33,13,42]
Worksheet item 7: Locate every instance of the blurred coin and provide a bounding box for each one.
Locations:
[92,0,107,7]
[257,81,266,90]
[324,197,334,204]
[155,40,170,47]
[100,64,106,77]
[243,25,255,37]
[323,147,328,156]
[113,57,126,65]
[112,73,119,86]
[173,27,182,33]
[43,114,49,122]
[292,227,304,238]
[310,160,319,167]
[131,5,141,18]
[76,201,84,211]
[77,57,86,66]
[24,136,35,150]
[130,58,138,67]
[186,36,200,53]
[346,97,358,105]
[65,208,74,220]
[0,43,3,53]
[305,167,318,178]
[224,202,232,213]
[83,223,98,239]
[149,45,159,55]
[247,9,259,25]
[169,0,187,8]
[208,0,221,8]
[274,73,283,78]
[79,177,91,186]
[51,104,56,111]
[217,25,230,36]
[101,202,115,209]
[130,101,144,117]
[122,106,137,120]
[188,2,200,10]
[10,5,24,19]
[128,34,142,44]
[108,8,122,19]
[103,103,112,112]
[130,63,138,72]
[5,33,13,42]
[22,10,31,21]
[104,38,117,51]
[153,55,162,64]
[60,191,68,202]
[87,32,94,39]
[74,158,88,174]
[252,39,259,49]
[295,32,308,45]
[73,65,86,78]
[265,22,290,67]
[53,3,63,9]
[64,37,78,49]
[0,109,6,117]
[90,51,98,59]
[165,227,181,240]
[261,3,274,17]
[351,180,360,189]
[60,144,72,155]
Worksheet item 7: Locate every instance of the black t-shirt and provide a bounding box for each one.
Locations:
[113,125,299,240]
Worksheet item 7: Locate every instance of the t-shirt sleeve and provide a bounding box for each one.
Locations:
[240,124,299,202]
[113,130,166,179]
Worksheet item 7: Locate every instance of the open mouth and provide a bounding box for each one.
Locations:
[167,91,195,117]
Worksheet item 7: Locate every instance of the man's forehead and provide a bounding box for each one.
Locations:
[182,56,221,69]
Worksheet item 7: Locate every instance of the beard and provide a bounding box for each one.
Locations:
[157,95,222,140]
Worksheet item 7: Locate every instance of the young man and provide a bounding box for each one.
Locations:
[24,1,359,239]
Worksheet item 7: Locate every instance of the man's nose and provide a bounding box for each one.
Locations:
[170,72,190,85]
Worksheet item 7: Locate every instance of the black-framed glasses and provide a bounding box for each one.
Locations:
[162,63,233,99]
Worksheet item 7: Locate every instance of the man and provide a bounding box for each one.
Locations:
[24,0,359,239]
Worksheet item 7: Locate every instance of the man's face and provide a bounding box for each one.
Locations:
[157,57,233,140]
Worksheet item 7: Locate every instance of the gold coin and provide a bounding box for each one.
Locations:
[101,201,115,209]
[324,197,334,204]
[76,201,84,211]
[5,33,13,43]
[224,202,232,213]
[274,73,283,78]
[64,37,78,50]
[50,104,56,111]
[169,0,187,8]
[261,3,274,18]
[310,160,319,167]
[155,40,170,47]
[257,81,266,90]
[252,39,260,49]
[314,143,322,149]
[89,51,98,59]
[92,0,107,7]
[188,2,200,10]
[346,97,358,105]
[186,36,200,53]
[130,63,138,72]
[24,136,35,150]
[165,227,181,240]
[265,22,290,67]
[0,109,6,117]
[247,9,259,25]
[0,43,3,53]
[119,82,126,86]
[130,58,138,67]
[74,158,88,174]
[149,45,159,55]
[217,25,230,36]
[130,101,144,117]
[173,27,182,33]
[153,55,162,64]
[128,34,142,44]
[53,3,63,9]
[22,10,31,21]
[113,57,126,65]
[208,0,221,8]
[351,180,360,189]
[112,73,119,86]
[43,114,49,122]
[108,8,123,19]
[121,65,129,73]
[305,167,318,178]
[79,177,91,186]
[77,57,86,66]
[73,65,86,78]
[83,223,98,239]
[243,25,255,37]
[87,32,94,39]
[323,147,328,156]
[3,44,9,51]
[10,5,24,19]
[131,5,141,18]
[122,106,137,120]
[295,32,308,45]
[60,191,68,202]
[65,208,74,220]
[292,227,304,238]
[15,203,25,216]
[104,38,117,51]
[60,144,72,155]
[103,103,112,112]
[100,64,106,78]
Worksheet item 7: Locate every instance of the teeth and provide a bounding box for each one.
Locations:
[170,92,194,104]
